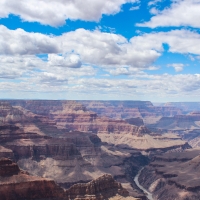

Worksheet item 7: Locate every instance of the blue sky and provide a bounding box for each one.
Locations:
[0,0,200,101]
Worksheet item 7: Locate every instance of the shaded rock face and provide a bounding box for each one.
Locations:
[0,158,131,200]
[66,174,129,200]
[138,149,200,200]
[0,158,66,200]
[125,118,144,126]
[0,157,20,176]
[6,138,80,160]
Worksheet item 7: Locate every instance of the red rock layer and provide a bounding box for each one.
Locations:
[66,174,129,200]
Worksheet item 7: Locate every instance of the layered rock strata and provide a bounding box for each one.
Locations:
[0,158,132,200]
[0,158,66,200]
[65,174,129,200]
[138,149,200,199]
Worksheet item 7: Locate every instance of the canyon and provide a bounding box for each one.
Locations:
[0,100,200,199]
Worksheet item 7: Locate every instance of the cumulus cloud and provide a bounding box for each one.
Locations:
[0,54,95,83]
[0,0,138,27]
[0,26,161,70]
[0,25,59,55]
[129,6,140,10]
[138,0,200,28]
[167,63,185,72]
[1,26,200,74]
[2,26,200,82]
[131,29,200,55]
[1,26,200,98]
[48,54,82,68]
[59,28,160,68]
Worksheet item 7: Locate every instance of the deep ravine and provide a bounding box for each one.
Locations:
[134,168,154,200]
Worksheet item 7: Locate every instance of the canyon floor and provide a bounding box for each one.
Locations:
[0,100,200,200]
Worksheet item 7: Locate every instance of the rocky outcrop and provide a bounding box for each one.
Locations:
[6,139,80,160]
[0,158,67,200]
[0,100,192,200]
[66,174,129,200]
[0,157,20,176]
[0,158,134,200]
[0,102,27,124]
[125,118,144,126]
[138,149,200,199]
[0,145,14,159]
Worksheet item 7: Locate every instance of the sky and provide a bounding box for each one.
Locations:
[0,0,200,101]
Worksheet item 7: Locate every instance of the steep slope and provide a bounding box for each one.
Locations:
[0,100,190,200]
[0,158,66,200]
[0,158,133,200]
[138,149,200,200]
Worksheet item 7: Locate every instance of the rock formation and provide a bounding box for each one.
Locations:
[0,100,194,200]
[65,174,129,200]
[0,158,66,200]
[138,148,200,199]
[0,157,133,200]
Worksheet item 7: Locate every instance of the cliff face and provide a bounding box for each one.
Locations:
[66,174,129,200]
[0,102,27,124]
[138,149,200,200]
[0,100,191,200]
[6,100,182,125]
[6,138,80,160]
[0,158,67,200]
[79,101,182,123]
[0,158,133,200]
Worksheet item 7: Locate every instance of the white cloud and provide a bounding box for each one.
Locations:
[167,63,185,72]
[138,0,200,28]
[131,29,200,55]
[1,73,200,101]
[148,0,162,6]
[0,25,160,70]
[0,25,59,55]
[0,54,96,82]
[48,54,82,68]
[59,28,160,68]
[0,0,138,27]
[130,6,140,10]
[109,67,130,76]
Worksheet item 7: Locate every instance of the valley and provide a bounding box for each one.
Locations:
[0,100,200,199]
